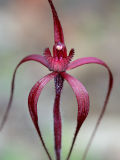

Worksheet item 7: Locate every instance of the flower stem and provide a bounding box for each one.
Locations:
[54,74,64,160]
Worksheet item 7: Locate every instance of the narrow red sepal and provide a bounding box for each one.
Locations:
[67,57,113,160]
[28,72,57,160]
[48,0,65,44]
[0,54,49,131]
[61,72,89,160]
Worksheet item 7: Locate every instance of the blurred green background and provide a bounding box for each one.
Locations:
[0,0,120,160]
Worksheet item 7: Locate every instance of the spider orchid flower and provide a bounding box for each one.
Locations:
[0,0,113,160]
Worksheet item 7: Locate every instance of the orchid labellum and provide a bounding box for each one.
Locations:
[0,0,113,160]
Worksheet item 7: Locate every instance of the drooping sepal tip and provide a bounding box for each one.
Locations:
[61,72,89,160]
[28,72,58,160]
[66,57,113,160]
[0,54,49,131]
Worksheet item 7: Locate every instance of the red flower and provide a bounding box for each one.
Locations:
[0,0,113,160]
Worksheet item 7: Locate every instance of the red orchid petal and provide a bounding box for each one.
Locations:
[28,72,57,160]
[61,72,89,160]
[0,54,49,131]
[67,56,112,71]
[67,57,113,160]
[18,54,49,68]
[48,0,64,44]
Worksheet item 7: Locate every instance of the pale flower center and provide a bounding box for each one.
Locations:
[56,44,63,50]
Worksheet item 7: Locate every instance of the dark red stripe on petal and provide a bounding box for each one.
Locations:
[61,72,89,160]
[48,0,65,44]
[0,54,49,131]
[67,57,113,160]
[53,94,62,160]
[53,74,64,160]
[28,72,57,160]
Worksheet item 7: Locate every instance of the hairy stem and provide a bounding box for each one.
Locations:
[54,74,64,160]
